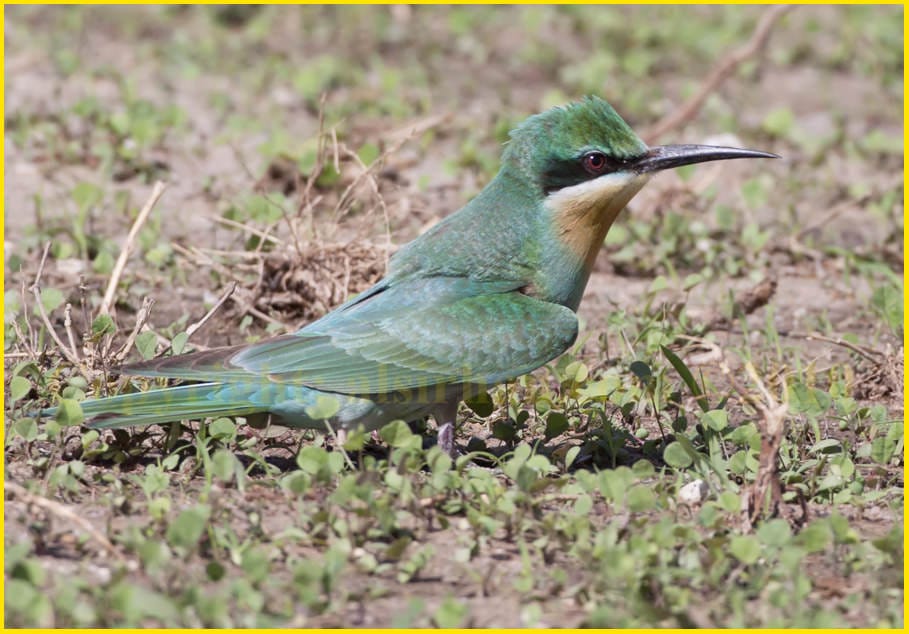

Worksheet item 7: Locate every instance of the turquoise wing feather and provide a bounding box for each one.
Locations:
[123,277,578,394]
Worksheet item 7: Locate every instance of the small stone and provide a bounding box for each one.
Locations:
[678,479,709,504]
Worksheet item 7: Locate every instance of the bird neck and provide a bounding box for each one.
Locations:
[545,172,650,273]
[530,172,649,310]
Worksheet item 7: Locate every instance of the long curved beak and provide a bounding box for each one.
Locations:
[632,144,779,174]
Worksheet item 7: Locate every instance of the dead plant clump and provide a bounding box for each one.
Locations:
[243,241,389,326]
[853,345,904,402]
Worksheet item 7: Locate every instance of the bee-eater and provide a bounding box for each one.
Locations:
[43,96,776,455]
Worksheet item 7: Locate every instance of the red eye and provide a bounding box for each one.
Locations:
[582,151,608,174]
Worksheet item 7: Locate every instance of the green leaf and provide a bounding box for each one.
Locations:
[206,561,226,582]
[464,391,494,417]
[787,382,832,417]
[210,449,236,482]
[809,438,842,454]
[135,331,158,360]
[166,505,211,549]
[632,459,655,477]
[727,422,759,449]
[661,345,708,412]
[573,493,593,515]
[342,426,367,452]
[296,446,328,475]
[240,547,271,583]
[629,360,652,383]
[433,597,468,628]
[492,419,518,442]
[729,534,761,564]
[756,518,792,547]
[663,441,693,468]
[870,422,902,465]
[72,181,103,210]
[91,313,116,338]
[564,360,588,383]
[544,411,569,440]
[870,284,903,334]
[170,332,189,355]
[718,490,741,513]
[626,484,656,512]
[379,420,415,448]
[797,521,832,553]
[13,418,38,441]
[38,288,65,314]
[55,399,84,426]
[208,417,236,441]
[576,376,619,401]
[92,249,115,275]
[305,394,340,420]
[701,409,728,432]
[9,376,31,403]
[5,289,22,324]
[761,107,795,138]
[357,142,380,166]
[564,445,581,470]
[648,275,668,293]
[598,467,633,502]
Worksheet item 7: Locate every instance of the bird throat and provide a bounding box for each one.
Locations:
[546,172,650,272]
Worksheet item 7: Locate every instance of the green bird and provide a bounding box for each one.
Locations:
[43,96,776,455]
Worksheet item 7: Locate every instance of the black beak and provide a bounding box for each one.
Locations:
[632,144,779,174]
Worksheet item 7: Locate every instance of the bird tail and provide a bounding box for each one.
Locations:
[41,383,264,430]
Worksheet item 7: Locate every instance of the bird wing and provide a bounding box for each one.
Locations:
[123,277,578,394]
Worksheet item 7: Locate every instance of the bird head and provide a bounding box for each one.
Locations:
[504,95,777,198]
[502,96,777,260]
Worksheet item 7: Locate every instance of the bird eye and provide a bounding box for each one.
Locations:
[582,151,608,175]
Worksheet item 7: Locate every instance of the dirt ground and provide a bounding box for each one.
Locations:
[4,5,904,627]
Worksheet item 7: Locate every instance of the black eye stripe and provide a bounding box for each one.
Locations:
[541,153,632,194]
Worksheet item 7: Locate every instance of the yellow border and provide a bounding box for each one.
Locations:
[903,6,908,633]
[1,4,6,627]
[1,3,906,633]
[2,0,906,3]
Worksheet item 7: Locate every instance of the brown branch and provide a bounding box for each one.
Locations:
[186,281,238,339]
[29,242,83,369]
[113,296,156,363]
[99,180,167,315]
[792,331,884,364]
[720,358,787,528]
[63,303,79,362]
[644,5,793,142]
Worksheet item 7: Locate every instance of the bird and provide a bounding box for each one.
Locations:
[42,96,777,456]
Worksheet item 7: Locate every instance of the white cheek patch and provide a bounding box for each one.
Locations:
[545,172,650,224]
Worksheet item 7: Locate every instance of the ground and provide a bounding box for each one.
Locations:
[3,5,904,627]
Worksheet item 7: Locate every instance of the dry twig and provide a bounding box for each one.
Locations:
[113,296,156,363]
[720,358,788,528]
[29,243,83,369]
[644,5,793,142]
[793,331,884,364]
[99,180,167,315]
[186,281,238,339]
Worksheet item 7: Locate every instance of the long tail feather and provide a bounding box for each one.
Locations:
[42,383,263,430]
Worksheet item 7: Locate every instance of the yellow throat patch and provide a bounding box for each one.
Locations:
[545,172,651,270]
